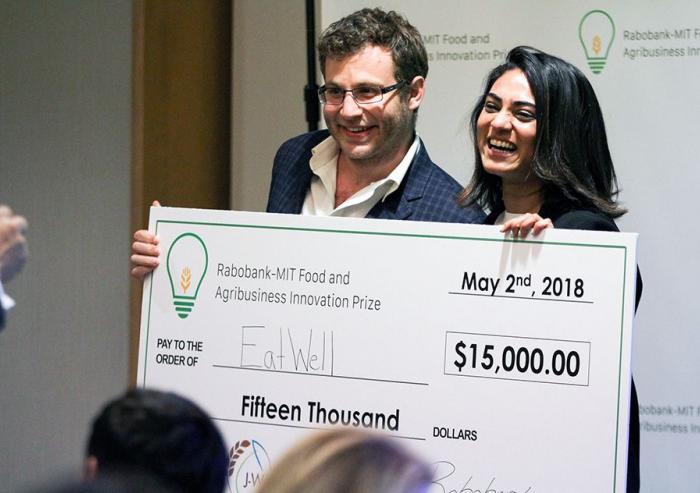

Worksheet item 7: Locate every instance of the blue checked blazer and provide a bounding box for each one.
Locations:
[266,130,484,224]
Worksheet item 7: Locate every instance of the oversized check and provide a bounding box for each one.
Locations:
[137,207,638,493]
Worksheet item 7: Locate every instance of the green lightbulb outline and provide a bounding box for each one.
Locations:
[578,10,615,74]
[166,232,208,319]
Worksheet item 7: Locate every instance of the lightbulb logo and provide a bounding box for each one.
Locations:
[578,10,616,74]
[166,232,208,319]
[227,439,271,493]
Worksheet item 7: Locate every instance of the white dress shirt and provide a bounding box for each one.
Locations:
[301,135,420,218]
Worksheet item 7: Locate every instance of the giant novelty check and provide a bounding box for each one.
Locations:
[137,207,638,493]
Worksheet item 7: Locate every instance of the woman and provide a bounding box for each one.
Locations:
[460,46,641,492]
[255,428,432,493]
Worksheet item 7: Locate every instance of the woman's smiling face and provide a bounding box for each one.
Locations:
[476,68,538,185]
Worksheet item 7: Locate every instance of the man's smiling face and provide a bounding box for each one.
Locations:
[322,44,420,169]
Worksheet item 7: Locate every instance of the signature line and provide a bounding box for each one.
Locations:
[212,417,425,441]
[212,364,428,387]
[448,291,593,304]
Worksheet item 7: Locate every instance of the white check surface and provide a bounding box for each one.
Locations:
[138,207,637,493]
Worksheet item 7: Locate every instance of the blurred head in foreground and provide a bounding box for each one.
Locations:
[256,428,432,493]
[84,388,227,493]
[32,472,174,493]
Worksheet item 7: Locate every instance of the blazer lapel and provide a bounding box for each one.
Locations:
[284,161,313,214]
[367,139,432,220]
[270,131,328,214]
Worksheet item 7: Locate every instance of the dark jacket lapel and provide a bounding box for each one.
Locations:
[367,139,432,220]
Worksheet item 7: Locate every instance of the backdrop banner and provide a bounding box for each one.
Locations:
[320,2,700,490]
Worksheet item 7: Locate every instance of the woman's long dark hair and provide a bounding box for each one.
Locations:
[460,46,626,217]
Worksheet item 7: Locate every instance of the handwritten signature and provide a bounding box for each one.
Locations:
[431,461,532,493]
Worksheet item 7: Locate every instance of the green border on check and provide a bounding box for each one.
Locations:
[141,218,630,492]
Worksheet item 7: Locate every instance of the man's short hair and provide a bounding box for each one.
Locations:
[86,389,227,493]
[318,8,428,86]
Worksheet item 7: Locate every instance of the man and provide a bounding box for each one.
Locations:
[84,389,227,493]
[131,8,483,277]
[0,204,28,330]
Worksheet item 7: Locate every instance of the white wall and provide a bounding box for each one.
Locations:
[231,0,311,212]
[0,1,132,489]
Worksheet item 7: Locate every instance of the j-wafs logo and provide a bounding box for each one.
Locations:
[579,10,616,74]
[165,232,208,319]
[227,439,271,493]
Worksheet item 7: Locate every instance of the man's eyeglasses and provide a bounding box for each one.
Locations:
[318,81,407,105]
